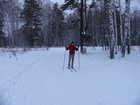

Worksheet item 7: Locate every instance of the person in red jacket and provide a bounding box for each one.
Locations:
[65,41,79,69]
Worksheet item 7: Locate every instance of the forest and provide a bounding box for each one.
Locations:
[0,0,140,59]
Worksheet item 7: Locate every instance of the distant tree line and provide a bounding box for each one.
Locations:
[0,0,140,58]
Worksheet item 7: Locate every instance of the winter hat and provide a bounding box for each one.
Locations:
[71,41,74,44]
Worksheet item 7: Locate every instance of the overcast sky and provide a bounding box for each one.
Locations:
[131,0,140,9]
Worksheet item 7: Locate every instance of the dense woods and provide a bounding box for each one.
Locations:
[0,0,140,59]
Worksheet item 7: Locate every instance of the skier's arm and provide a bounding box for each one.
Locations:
[74,46,78,51]
[66,45,70,50]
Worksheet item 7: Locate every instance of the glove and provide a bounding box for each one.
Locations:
[65,45,67,48]
[77,45,79,48]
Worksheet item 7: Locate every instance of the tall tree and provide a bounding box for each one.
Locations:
[125,0,131,55]
[131,9,140,46]
[51,3,65,46]
[0,11,5,47]
[61,0,96,52]
[113,0,118,54]
[20,0,42,46]
[118,0,123,57]
[38,1,52,46]
[122,0,131,57]
[0,0,21,46]
[0,12,4,36]
[108,0,115,59]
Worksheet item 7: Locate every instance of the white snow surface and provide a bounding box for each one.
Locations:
[0,47,140,105]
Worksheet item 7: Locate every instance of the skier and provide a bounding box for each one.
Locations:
[65,41,79,69]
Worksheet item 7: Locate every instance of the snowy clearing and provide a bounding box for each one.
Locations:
[0,47,140,105]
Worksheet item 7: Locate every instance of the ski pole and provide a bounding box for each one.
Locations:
[78,48,80,70]
[63,49,66,71]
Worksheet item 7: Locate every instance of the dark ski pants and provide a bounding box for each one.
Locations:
[68,54,75,68]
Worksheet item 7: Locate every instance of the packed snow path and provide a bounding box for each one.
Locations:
[0,47,140,105]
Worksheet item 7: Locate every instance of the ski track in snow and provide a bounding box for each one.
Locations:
[0,51,47,104]
[0,47,140,105]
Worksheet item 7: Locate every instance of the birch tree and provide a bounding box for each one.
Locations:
[122,0,131,57]
[108,0,115,59]
[126,0,131,54]
[118,0,123,57]
[1,0,21,46]
[113,0,118,54]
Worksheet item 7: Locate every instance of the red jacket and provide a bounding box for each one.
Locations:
[66,44,78,54]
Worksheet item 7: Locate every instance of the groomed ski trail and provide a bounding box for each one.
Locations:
[0,47,140,105]
[0,48,91,105]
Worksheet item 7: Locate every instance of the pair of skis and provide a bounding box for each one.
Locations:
[67,67,77,72]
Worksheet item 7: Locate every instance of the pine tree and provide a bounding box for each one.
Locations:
[20,0,42,46]
[51,3,65,46]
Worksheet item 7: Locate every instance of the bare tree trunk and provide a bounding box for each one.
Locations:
[113,0,118,54]
[80,0,84,52]
[118,0,125,57]
[124,0,131,55]
[108,0,115,59]
[126,0,131,54]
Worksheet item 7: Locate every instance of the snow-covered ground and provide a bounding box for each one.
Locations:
[0,47,140,105]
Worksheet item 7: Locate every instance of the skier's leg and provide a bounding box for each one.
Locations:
[68,54,72,68]
[71,54,75,68]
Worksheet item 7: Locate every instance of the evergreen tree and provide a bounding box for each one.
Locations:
[51,3,65,46]
[61,0,97,52]
[20,0,42,46]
